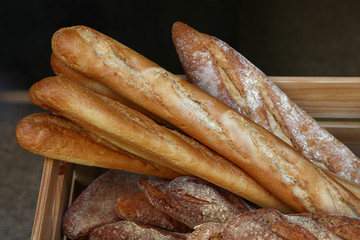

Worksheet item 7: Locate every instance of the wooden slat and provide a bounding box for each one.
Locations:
[31,159,74,240]
[271,76,360,119]
[51,162,74,240]
[31,158,60,240]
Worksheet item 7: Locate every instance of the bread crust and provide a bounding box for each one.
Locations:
[50,53,177,130]
[62,170,142,239]
[171,21,360,185]
[50,25,360,216]
[16,113,180,179]
[29,76,288,212]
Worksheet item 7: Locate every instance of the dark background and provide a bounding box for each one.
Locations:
[1,1,360,239]
[1,0,360,90]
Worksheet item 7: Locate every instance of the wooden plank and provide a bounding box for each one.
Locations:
[271,76,360,119]
[31,159,74,240]
[51,162,74,240]
[31,158,60,240]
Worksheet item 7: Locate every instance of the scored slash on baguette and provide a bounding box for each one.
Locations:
[49,25,360,216]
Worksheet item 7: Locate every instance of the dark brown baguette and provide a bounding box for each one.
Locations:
[15,113,181,179]
[50,25,360,216]
[171,21,360,185]
[28,75,288,212]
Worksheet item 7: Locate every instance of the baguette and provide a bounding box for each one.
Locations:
[50,25,360,216]
[189,208,360,239]
[138,176,252,229]
[15,113,181,179]
[61,170,142,239]
[221,209,360,240]
[29,75,289,212]
[114,192,192,233]
[50,53,176,130]
[171,21,360,185]
[88,220,188,240]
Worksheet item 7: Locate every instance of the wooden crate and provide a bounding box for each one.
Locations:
[30,77,360,240]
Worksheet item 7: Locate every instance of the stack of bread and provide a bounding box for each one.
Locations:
[16,22,360,239]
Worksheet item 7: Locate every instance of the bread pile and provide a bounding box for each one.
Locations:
[15,22,360,238]
[62,170,360,240]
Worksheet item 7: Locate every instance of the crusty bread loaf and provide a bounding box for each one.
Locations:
[187,222,224,240]
[50,53,177,130]
[29,75,288,212]
[88,220,188,240]
[15,113,181,179]
[50,25,360,216]
[114,192,191,233]
[188,208,360,239]
[171,21,360,185]
[138,176,252,229]
[62,170,142,239]
[64,171,360,240]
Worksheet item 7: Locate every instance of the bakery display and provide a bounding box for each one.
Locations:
[15,22,360,239]
[62,171,360,239]
[48,24,359,216]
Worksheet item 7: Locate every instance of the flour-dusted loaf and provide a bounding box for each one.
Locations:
[88,220,188,240]
[171,21,360,186]
[138,176,253,229]
[114,192,191,233]
[188,208,360,239]
[50,25,360,216]
[62,170,142,239]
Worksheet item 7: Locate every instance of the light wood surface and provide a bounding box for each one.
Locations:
[270,76,360,119]
[31,159,73,240]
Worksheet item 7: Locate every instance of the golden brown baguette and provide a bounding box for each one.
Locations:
[29,75,289,212]
[50,25,360,216]
[15,112,180,179]
[50,53,177,130]
[171,21,360,185]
